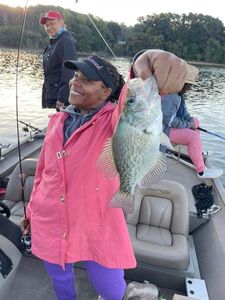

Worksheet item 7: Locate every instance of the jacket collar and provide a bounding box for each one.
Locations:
[49,102,115,135]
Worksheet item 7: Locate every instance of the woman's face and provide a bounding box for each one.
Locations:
[44,19,64,37]
[68,71,112,112]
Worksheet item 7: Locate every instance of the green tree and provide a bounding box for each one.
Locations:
[1,4,225,63]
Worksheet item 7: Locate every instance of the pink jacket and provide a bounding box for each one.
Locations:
[26,85,136,269]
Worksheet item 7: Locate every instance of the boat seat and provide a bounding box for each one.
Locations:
[2,158,37,226]
[126,179,190,270]
[0,215,22,300]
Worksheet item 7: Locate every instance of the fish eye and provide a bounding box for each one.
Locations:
[127,97,135,104]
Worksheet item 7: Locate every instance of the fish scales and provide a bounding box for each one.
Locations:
[98,76,167,213]
[113,121,157,194]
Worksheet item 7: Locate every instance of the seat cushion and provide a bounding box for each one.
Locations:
[139,196,172,229]
[126,180,190,270]
[128,224,190,269]
[2,159,37,226]
[137,224,172,246]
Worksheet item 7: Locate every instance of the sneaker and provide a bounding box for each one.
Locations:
[197,168,223,179]
[98,296,105,300]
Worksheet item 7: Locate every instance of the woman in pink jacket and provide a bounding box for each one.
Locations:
[21,50,187,300]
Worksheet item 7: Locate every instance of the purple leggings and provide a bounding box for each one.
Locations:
[43,260,126,300]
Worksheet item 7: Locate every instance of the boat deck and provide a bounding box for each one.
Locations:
[3,156,199,300]
[5,255,181,300]
[3,154,225,300]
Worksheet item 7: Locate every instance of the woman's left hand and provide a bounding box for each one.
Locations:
[21,216,30,235]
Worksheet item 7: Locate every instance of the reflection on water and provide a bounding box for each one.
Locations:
[0,49,225,186]
[0,48,54,146]
[186,67,225,187]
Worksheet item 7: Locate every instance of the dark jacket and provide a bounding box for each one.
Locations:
[42,30,77,108]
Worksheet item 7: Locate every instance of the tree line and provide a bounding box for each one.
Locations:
[1,4,225,63]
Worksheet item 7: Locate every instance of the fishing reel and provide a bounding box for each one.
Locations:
[21,234,32,254]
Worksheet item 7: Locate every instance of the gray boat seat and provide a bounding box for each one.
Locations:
[2,158,37,226]
[126,179,190,270]
[0,215,22,300]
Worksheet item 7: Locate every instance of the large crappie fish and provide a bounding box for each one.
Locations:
[98,75,169,213]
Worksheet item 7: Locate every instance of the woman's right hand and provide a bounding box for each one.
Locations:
[189,120,197,129]
[21,216,30,235]
[133,49,187,95]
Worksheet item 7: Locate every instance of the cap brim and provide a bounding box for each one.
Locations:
[40,17,57,25]
[64,60,102,81]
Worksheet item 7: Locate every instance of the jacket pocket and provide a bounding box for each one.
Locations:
[45,79,60,100]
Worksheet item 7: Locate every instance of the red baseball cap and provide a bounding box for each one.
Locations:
[39,11,64,25]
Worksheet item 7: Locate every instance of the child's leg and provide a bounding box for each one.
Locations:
[169,125,205,173]
[84,261,126,300]
[43,261,77,300]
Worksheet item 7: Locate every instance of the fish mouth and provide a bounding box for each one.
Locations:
[127,78,144,93]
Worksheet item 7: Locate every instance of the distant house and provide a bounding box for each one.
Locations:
[118,40,126,45]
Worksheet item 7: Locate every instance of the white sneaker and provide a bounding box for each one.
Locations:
[197,168,223,179]
[98,296,105,300]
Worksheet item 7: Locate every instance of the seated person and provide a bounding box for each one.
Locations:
[161,64,223,179]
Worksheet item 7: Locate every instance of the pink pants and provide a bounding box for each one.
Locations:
[169,118,205,173]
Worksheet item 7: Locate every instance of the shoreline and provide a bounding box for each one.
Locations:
[1,47,225,67]
[188,61,225,68]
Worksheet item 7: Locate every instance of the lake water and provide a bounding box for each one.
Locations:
[0,48,225,186]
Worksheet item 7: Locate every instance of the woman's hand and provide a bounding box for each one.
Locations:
[56,100,64,112]
[21,216,30,235]
[133,49,187,95]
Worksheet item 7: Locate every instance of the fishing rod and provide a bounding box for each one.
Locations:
[16,0,29,217]
[0,112,41,133]
[15,0,32,253]
[75,0,117,58]
[197,127,225,141]
[87,14,117,59]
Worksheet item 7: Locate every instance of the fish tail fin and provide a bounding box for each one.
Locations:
[110,190,134,214]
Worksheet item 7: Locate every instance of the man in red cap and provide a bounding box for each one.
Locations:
[39,11,77,111]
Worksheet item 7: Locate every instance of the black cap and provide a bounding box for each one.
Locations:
[64,55,117,93]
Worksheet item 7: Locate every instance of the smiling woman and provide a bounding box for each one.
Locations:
[18,50,187,300]
[68,71,111,112]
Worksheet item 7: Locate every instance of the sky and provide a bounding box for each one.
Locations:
[1,0,225,26]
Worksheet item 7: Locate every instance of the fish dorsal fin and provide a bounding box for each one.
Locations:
[138,154,167,188]
[97,138,118,178]
[161,132,174,150]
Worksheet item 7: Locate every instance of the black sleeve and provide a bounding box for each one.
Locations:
[57,35,77,104]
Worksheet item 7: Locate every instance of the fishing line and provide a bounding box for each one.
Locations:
[87,14,117,58]
[15,0,29,218]
[75,0,117,58]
